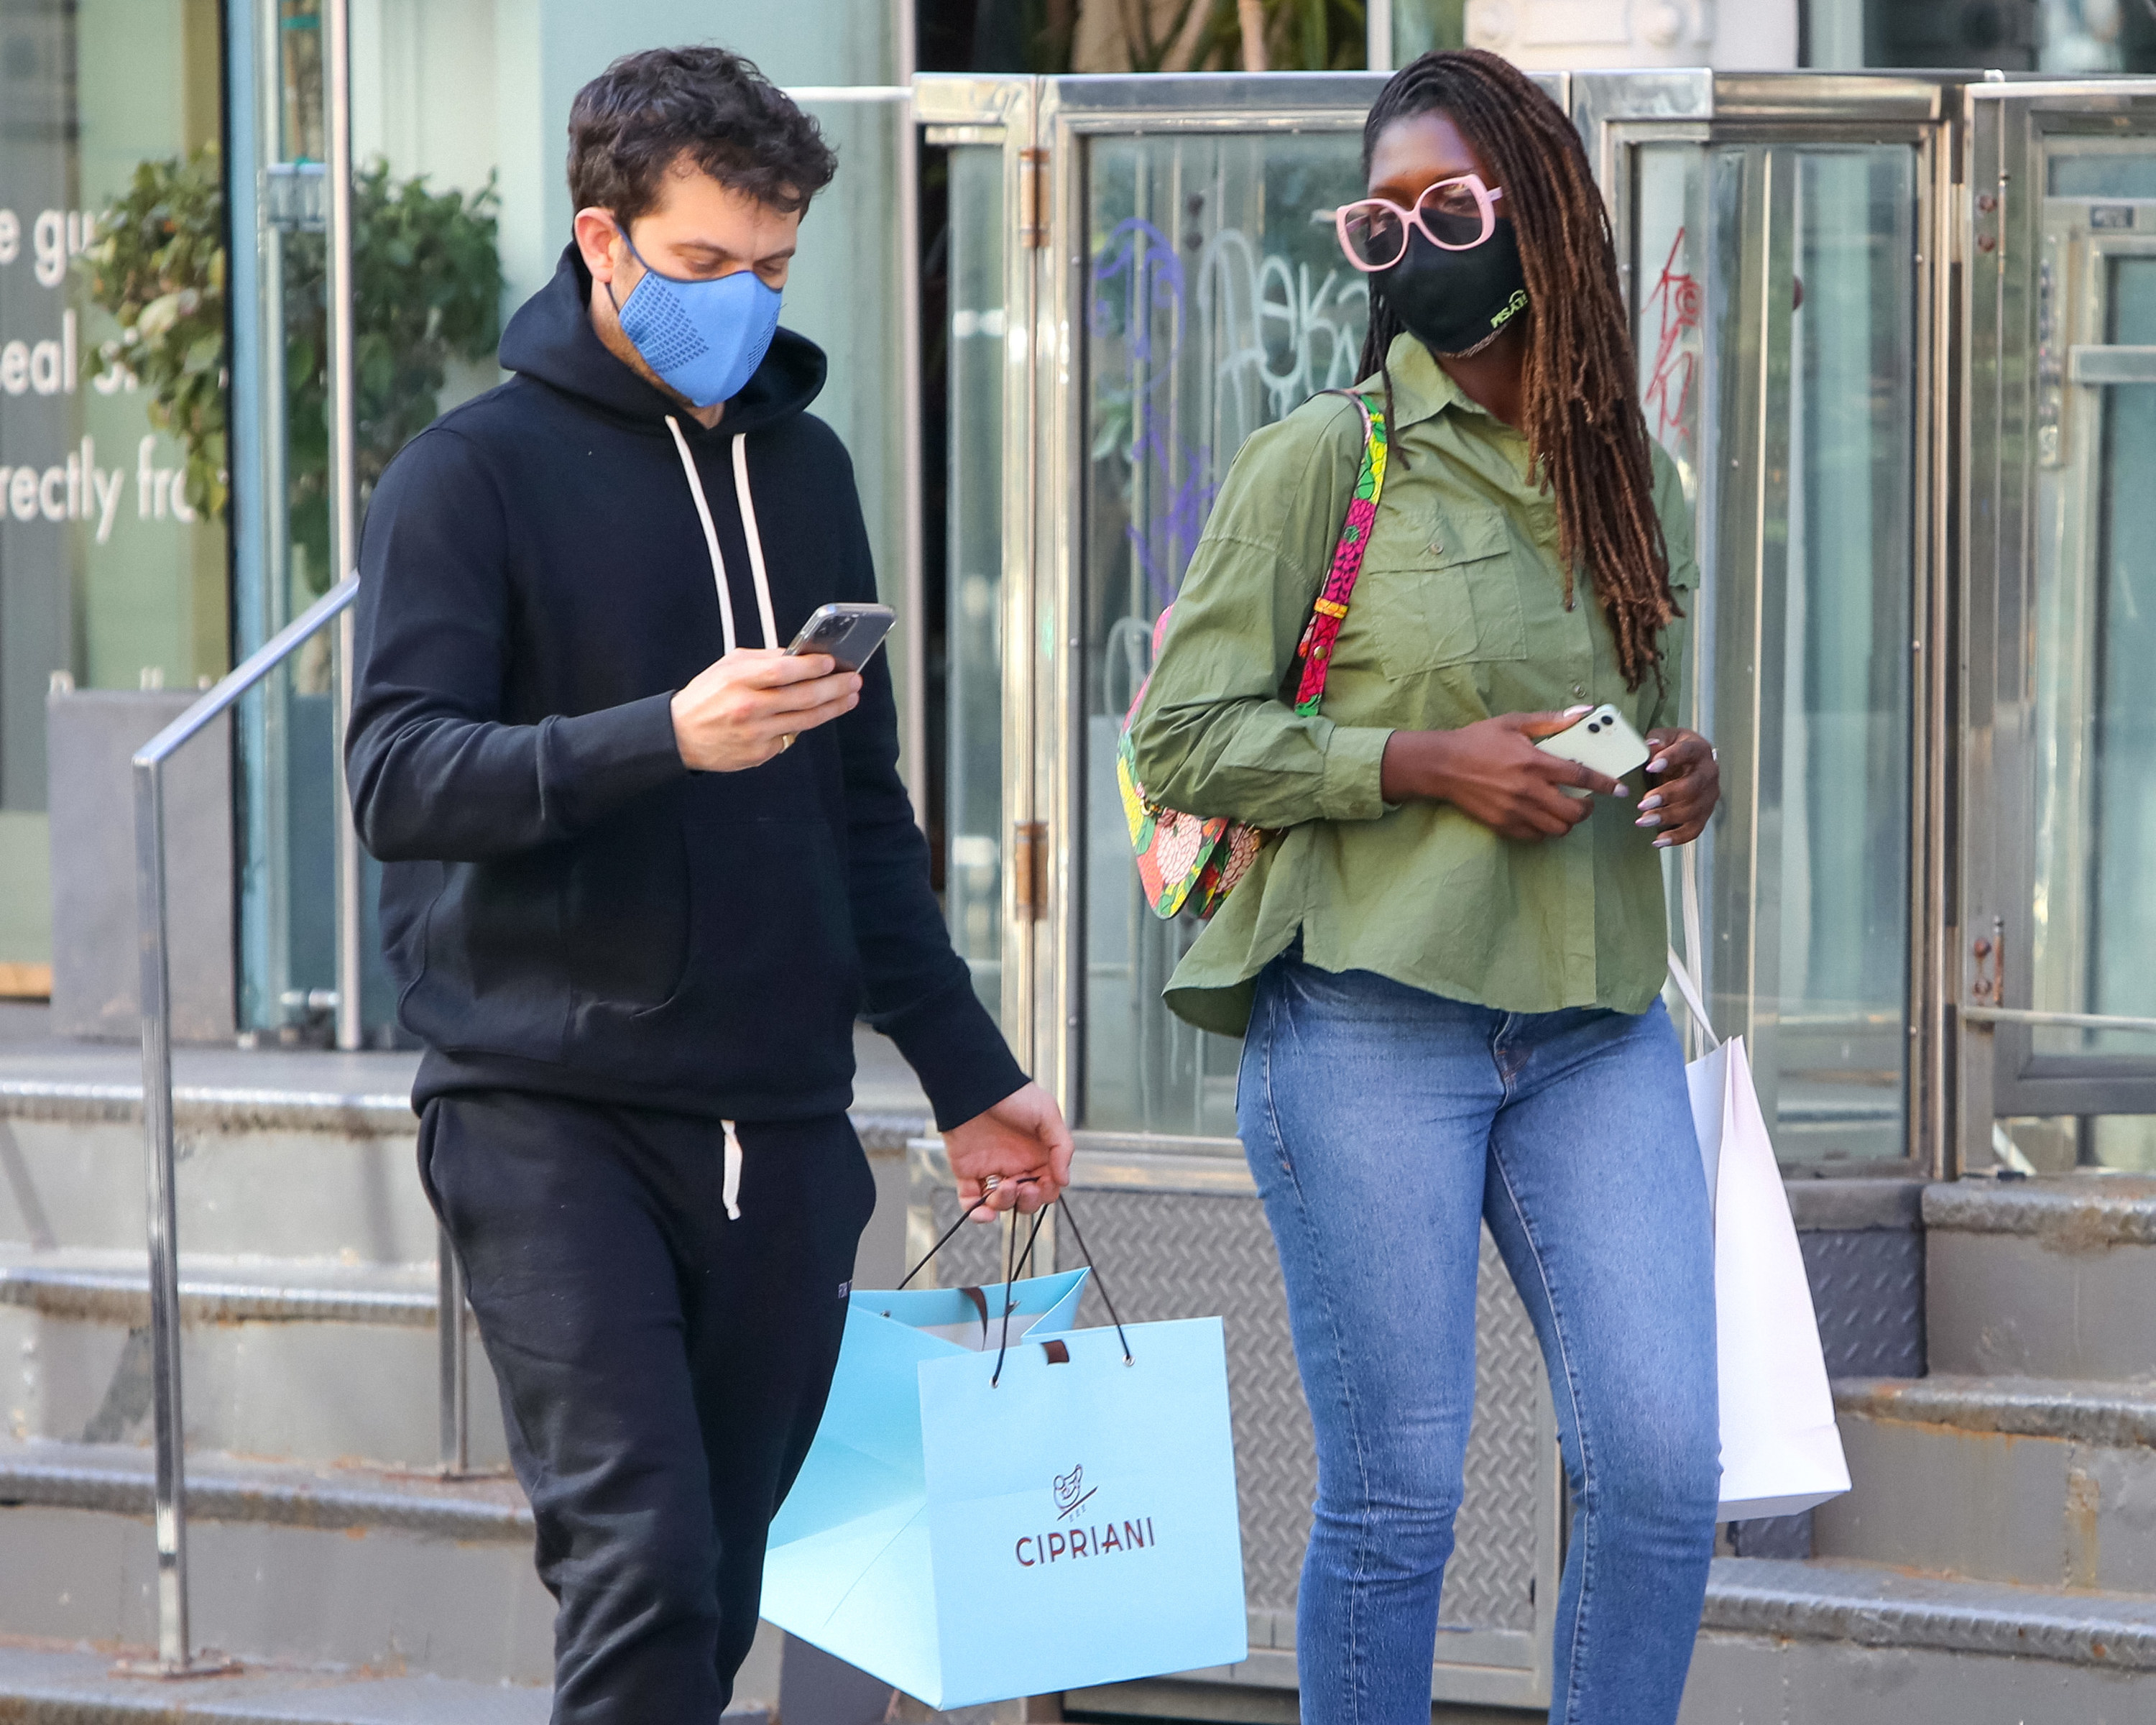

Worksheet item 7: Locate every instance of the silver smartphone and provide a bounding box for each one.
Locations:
[786,602,895,673]
[1534,703,1651,796]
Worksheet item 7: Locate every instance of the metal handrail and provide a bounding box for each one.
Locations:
[132,574,357,1673]
[1963,1004,2156,1034]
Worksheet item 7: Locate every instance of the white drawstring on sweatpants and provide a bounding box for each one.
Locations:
[721,1120,743,1222]
[666,415,775,1224]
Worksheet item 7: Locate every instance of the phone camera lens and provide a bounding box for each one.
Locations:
[1588,720,1603,732]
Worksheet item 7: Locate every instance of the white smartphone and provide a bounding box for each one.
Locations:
[786,602,895,673]
[1534,703,1651,796]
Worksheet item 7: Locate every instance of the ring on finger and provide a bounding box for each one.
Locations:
[778,732,797,752]
[981,1174,1002,1194]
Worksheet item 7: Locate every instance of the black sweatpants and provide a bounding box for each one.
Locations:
[418,1091,876,1724]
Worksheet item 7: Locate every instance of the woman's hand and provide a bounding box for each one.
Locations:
[1381,710,1631,841]
[1637,728,1719,847]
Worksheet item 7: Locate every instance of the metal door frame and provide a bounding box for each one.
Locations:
[916,77,1045,1073]
[1959,78,2156,1156]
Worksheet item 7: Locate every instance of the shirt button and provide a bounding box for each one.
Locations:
[1572,683,1587,699]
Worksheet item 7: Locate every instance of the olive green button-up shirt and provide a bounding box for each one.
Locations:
[1128,334,1698,1038]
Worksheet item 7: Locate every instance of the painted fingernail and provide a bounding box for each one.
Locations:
[1647,756,1670,774]
[1639,794,1663,811]
[1564,704,1593,717]
[1652,835,1674,848]
[1636,814,1662,828]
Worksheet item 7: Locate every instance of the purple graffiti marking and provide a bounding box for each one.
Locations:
[1092,217,1217,609]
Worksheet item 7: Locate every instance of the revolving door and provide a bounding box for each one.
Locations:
[917,69,2155,1715]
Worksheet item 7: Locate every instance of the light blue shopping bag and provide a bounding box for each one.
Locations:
[762,1264,1247,1709]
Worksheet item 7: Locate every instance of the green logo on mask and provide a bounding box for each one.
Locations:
[1489,288,1529,332]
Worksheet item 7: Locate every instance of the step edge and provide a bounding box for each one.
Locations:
[0,1082,929,1150]
[1834,1374,2156,1447]
[0,1461,531,1542]
[1704,1558,2156,1670]
[0,1266,439,1329]
[1923,1179,2156,1245]
[0,1664,764,1725]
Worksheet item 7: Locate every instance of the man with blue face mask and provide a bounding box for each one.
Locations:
[346,46,1072,1724]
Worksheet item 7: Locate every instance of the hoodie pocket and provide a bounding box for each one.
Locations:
[576,813,858,1092]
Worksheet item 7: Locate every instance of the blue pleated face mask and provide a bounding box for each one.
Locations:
[608,226,783,409]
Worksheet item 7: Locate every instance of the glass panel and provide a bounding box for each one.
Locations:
[2037,0,2156,75]
[1772,147,1915,1162]
[1634,144,1706,505]
[1666,143,1917,1163]
[2028,244,2156,1159]
[0,0,229,985]
[2088,257,2156,1064]
[1390,0,1467,61]
[943,146,1007,1025]
[1080,131,1368,1138]
[2047,146,2156,198]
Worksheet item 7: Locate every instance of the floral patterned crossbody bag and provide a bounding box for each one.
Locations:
[1115,391,1391,921]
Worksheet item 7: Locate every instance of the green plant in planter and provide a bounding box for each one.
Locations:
[79,144,230,517]
[281,162,503,590]
[80,149,503,590]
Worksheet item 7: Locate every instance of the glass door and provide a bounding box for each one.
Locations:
[1577,72,1944,1168]
[1963,81,2156,1170]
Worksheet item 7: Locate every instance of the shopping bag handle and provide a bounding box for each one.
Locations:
[1667,842,1722,1052]
[894,1184,1136,1382]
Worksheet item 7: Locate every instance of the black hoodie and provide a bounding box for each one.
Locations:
[347,246,1024,1129]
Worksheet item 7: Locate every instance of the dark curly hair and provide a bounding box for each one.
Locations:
[1358,50,1676,691]
[567,46,837,224]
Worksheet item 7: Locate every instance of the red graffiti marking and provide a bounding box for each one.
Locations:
[1643,226,1700,453]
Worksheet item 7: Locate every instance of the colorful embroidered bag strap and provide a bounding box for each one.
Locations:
[1287,390,1389,714]
[1115,392,1390,921]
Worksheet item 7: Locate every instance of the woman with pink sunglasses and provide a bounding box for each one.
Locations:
[1128,49,1723,1725]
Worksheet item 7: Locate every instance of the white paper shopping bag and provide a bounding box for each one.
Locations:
[1667,939,1851,1521]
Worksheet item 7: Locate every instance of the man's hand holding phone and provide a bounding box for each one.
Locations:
[671,649,860,772]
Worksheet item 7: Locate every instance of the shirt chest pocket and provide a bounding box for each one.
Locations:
[1353,504,1529,681]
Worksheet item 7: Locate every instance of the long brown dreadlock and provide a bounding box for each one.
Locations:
[1355,50,1677,691]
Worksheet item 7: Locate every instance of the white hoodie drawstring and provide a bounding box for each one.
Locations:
[666,416,778,1223]
[665,416,777,654]
[721,1120,743,1223]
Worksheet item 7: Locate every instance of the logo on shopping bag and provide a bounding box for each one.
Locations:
[1016,1463,1156,1568]
[1053,1465,1094,1519]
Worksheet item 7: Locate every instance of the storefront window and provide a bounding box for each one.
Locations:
[0,0,229,990]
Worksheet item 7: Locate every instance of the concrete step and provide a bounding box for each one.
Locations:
[0,1639,556,1724]
[0,1078,926,1276]
[1925,1175,2156,1381]
[1684,1555,2156,1723]
[0,1083,434,1264]
[1813,1375,2156,1593]
[0,1438,553,1684]
[0,1248,508,1471]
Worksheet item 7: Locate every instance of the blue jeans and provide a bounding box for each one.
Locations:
[1237,958,1718,1725]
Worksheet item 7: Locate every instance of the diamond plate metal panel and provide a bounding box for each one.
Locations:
[1798,1227,1926,1381]
[915,1168,1549,1653]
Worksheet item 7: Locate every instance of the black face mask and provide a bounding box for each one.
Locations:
[1378,219,1529,358]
